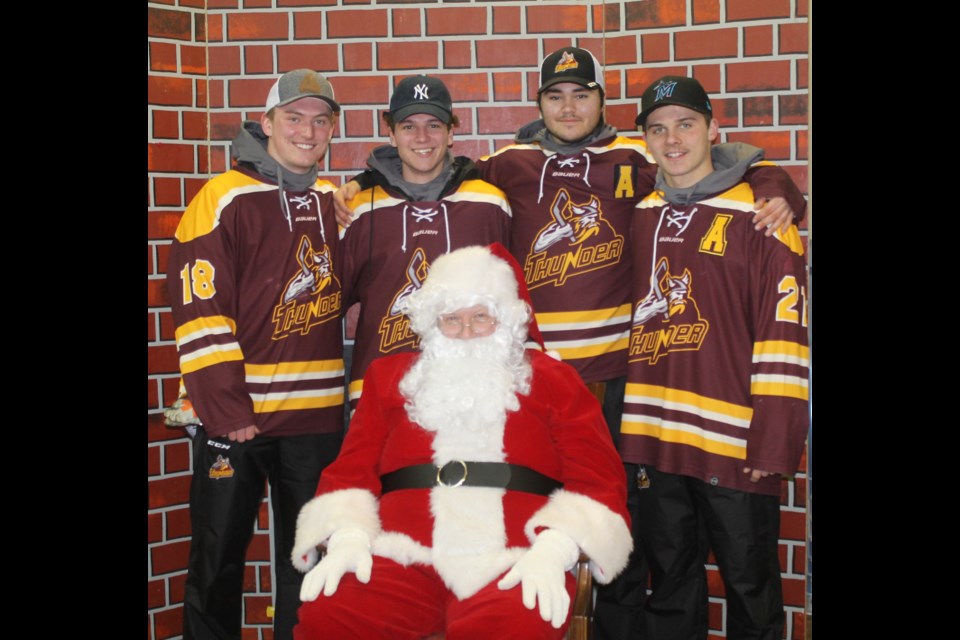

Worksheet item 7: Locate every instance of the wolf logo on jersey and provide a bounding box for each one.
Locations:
[380,248,430,353]
[629,257,709,365]
[272,236,342,339]
[525,188,624,289]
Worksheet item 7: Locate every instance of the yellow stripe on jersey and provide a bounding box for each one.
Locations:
[621,413,747,459]
[179,342,244,374]
[752,340,809,367]
[535,304,632,331]
[773,224,805,255]
[245,360,345,383]
[593,136,654,163]
[443,180,511,214]
[250,388,344,413]
[546,332,629,360]
[347,186,406,217]
[175,315,238,347]
[751,374,809,400]
[624,383,753,428]
[348,379,364,402]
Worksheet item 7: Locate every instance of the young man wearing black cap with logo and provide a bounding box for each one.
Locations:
[167,69,346,640]
[620,75,810,640]
[337,75,511,411]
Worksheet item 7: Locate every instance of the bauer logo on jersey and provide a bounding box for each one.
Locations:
[209,455,235,479]
[379,248,430,353]
[272,235,342,339]
[524,188,624,289]
[629,257,709,365]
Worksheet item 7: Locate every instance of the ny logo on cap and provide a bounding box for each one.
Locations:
[653,80,678,103]
[414,83,429,100]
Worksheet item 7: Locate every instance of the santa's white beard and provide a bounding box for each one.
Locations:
[399,331,530,463]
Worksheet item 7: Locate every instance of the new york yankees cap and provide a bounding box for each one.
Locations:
[635,75,712,127]
[265,69,340,115]
[387,75,453,124]
[538,47,605,95]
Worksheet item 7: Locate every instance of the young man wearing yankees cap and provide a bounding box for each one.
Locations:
[336,75,511,412]
[167,68,346,640]
[620,75,810,640]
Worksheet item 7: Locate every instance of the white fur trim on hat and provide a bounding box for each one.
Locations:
[291,488,381,572]
[523,490,632,585]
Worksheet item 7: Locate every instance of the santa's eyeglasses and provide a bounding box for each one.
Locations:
[437,311,498,337]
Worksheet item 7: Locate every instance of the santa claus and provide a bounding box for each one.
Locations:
[291,244,631,639]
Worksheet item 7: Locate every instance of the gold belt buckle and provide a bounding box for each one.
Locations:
[437,460,468,487]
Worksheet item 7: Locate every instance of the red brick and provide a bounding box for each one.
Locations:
[243,564,258,591]
[149,445,162,477]
[427,7,486,35]
[578,35,638,65]
[165,441,191,474]
[707,599,722,632]
[377,41,438,70]
[227,12,288,41]
[606,104,639,134]
[477,105,539,135]
[149,76,193,107]
[795,130,807,161]
[641,33,670,63]
[293,11,322,39]
[796,59,808,90]
[727,60,791,91]
[151,539,191,575]
[392,9,421,37]
[693,0,720,23]
[782,165,806,195]
[542,38,574,61]
[792,541,807,575]
[260,565,273,591]
[166,506,193,540]
[343,0,371,3]
[149,343,179,375]
[704,97,735,128]
[779,94,807,125]
[163,377,182,408]
[797,0,808,17]
[743,95,773,126]
[443,41,472,69]
[278,44,339,72]
[245,595,274,625]
[148,578,166,609]
[341,42,371,72]
[782,574,805,607]
[229,77,277,108]
[792,476,807,508]
[210,112,242,142]
[448,139,486,162]
[150,42,178,73]
[184,179,206,205]
[148,413,186,443]
[493,5,521,33]
[148,7,192,41]
[279,0,337,5]
[328,9,388,38]
[148,143,195,173]
[592,2,621,31]
[744,25,772,56]
[177,46,206,77]
[248,533,271,561]
[727,0,791,21]
[148,512,164,544]
[625,65,686,98]
[154,605,183,640]
[792,612,805,640]
[705,565,725,597]
[693,64,722,92]
[625,0,686,29]
[493,72,523,102]
[330,141,380,171]
[526,4,587,33]
[779,22,808,54]
[208,0,238,6]
[148,210,183,240]
[181,111,207,141]
[676,27,737,60]
[604,70,622,100]
[148,309,158,341]
[205,13,224,42]
[344,110,374,138]
[779,509,805,541]
[152,110,179,141]
[331,76,389,105]
[726,130,790,160]
[477,38,537,68]
[148,378,160,411]
[257,501,271,530]
[149,473,192,511]
[205,45,240,76]
[427,72,488,103]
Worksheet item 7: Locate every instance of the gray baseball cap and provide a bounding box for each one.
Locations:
[265,69,340,114]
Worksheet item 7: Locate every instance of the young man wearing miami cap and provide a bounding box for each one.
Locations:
[620,75,810,640]
[337,74,510,412]
[168,69,346,640]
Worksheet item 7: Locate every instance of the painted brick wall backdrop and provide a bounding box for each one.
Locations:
[147,1,810,639]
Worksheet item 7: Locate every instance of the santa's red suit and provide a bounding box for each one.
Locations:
[291,345,631,639]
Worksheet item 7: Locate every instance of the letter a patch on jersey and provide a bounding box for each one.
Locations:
[613,165,636,199]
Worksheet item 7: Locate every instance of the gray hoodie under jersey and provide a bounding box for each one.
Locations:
[655,142,763,206]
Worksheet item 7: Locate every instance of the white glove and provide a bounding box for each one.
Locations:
[299,528,373,602]
[497,529,579,629]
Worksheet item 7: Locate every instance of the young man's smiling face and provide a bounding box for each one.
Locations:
[261,97,336,174]
[643,104,719,189]
[539,83,603,144]
[388,113,454,184]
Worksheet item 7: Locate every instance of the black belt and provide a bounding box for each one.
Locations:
[380,461,563,496]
